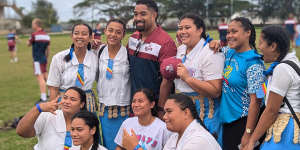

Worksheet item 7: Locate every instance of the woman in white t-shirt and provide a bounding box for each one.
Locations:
[163,93,221,150]
[47,23,98,112]
[244,25,300,150]
[70,111,107,150]
[160,13,224,145]
[16,87,86,150]
[114,88,172,150]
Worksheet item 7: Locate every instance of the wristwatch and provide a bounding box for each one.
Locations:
[246,128,252,134]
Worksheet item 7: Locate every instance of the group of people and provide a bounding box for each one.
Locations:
[14,0,300,150]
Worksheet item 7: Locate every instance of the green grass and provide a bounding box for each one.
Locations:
[0,30,299,150]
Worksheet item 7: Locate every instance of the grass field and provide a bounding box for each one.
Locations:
[0,30,299,150]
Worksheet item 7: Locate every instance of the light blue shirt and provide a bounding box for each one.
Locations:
[220,47,265,123]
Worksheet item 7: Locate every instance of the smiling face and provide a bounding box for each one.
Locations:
[61,89,84,115]
[226,21,251,51]
[131,91,155,117]
[133,4,157,32]
[71,118,95,146]
[104,21,124,46]
[71,25,92,49]
[163,99,187,132]
[258,33,279,63]
[177,18,202,48]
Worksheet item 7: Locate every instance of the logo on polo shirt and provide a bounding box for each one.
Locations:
[145,45,152,51]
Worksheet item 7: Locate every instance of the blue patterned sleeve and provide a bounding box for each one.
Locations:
[246,63,265,94]
[221,46,230,56]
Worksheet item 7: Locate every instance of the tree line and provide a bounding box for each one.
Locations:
[21,0,300,28]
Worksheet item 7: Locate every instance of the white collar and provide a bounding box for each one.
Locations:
[185,38,206,57]
[71,49,92,68]
[55,110,66,132]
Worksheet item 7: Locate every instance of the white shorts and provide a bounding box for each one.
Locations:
[33,61,47,75]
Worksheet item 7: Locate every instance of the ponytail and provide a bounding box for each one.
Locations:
[64,44,75,62]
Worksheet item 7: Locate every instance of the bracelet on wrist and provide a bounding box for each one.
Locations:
[134,144,142,150]
[36,103,43,113]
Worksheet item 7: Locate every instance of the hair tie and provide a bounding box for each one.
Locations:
[69,47,74,60]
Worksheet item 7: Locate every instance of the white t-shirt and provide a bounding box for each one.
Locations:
[34,110,79,150]
[70,144,107,150]
[174,38,224,92]
[97,45,131,106]
[266,52,300,113]
[163,120,221,150]
[114,117,172,150]
[47,49,98,90]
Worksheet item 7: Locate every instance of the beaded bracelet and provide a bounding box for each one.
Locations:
[134,144,142,150]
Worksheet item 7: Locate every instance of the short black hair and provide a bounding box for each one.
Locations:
[136,0,158,14]
[106,18,126,35]
[261,25,290,61]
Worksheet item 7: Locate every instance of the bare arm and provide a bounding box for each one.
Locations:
[177,63,222,98]
[16,106,40,137]
[244,92,283,150]
[158,78,173,107]
[16,100,58,137]
[48,86,59,101]
[184,77,222,98]
[240,94,262,148]
[45,45,50,59]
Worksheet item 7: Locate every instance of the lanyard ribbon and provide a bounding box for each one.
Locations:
[75,64,85,87]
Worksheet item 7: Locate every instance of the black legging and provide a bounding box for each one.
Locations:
[223,116,265,150]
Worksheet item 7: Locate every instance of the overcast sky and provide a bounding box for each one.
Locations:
[5,0,93,22]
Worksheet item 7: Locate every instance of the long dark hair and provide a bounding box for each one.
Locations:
[133,88,158,117]
[179,13,207,40]
[167,93,207,129]
[261,25,290,62]
[71,111,100,150]
[65,86,86,110]
[64,23,92,62]
[232,17,256,50]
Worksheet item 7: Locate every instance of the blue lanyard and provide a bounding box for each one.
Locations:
[182,35,212,63]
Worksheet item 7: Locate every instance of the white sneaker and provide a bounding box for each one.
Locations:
[14,57,18,62]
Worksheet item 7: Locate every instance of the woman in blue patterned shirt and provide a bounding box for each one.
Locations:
[220,17,265,150]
